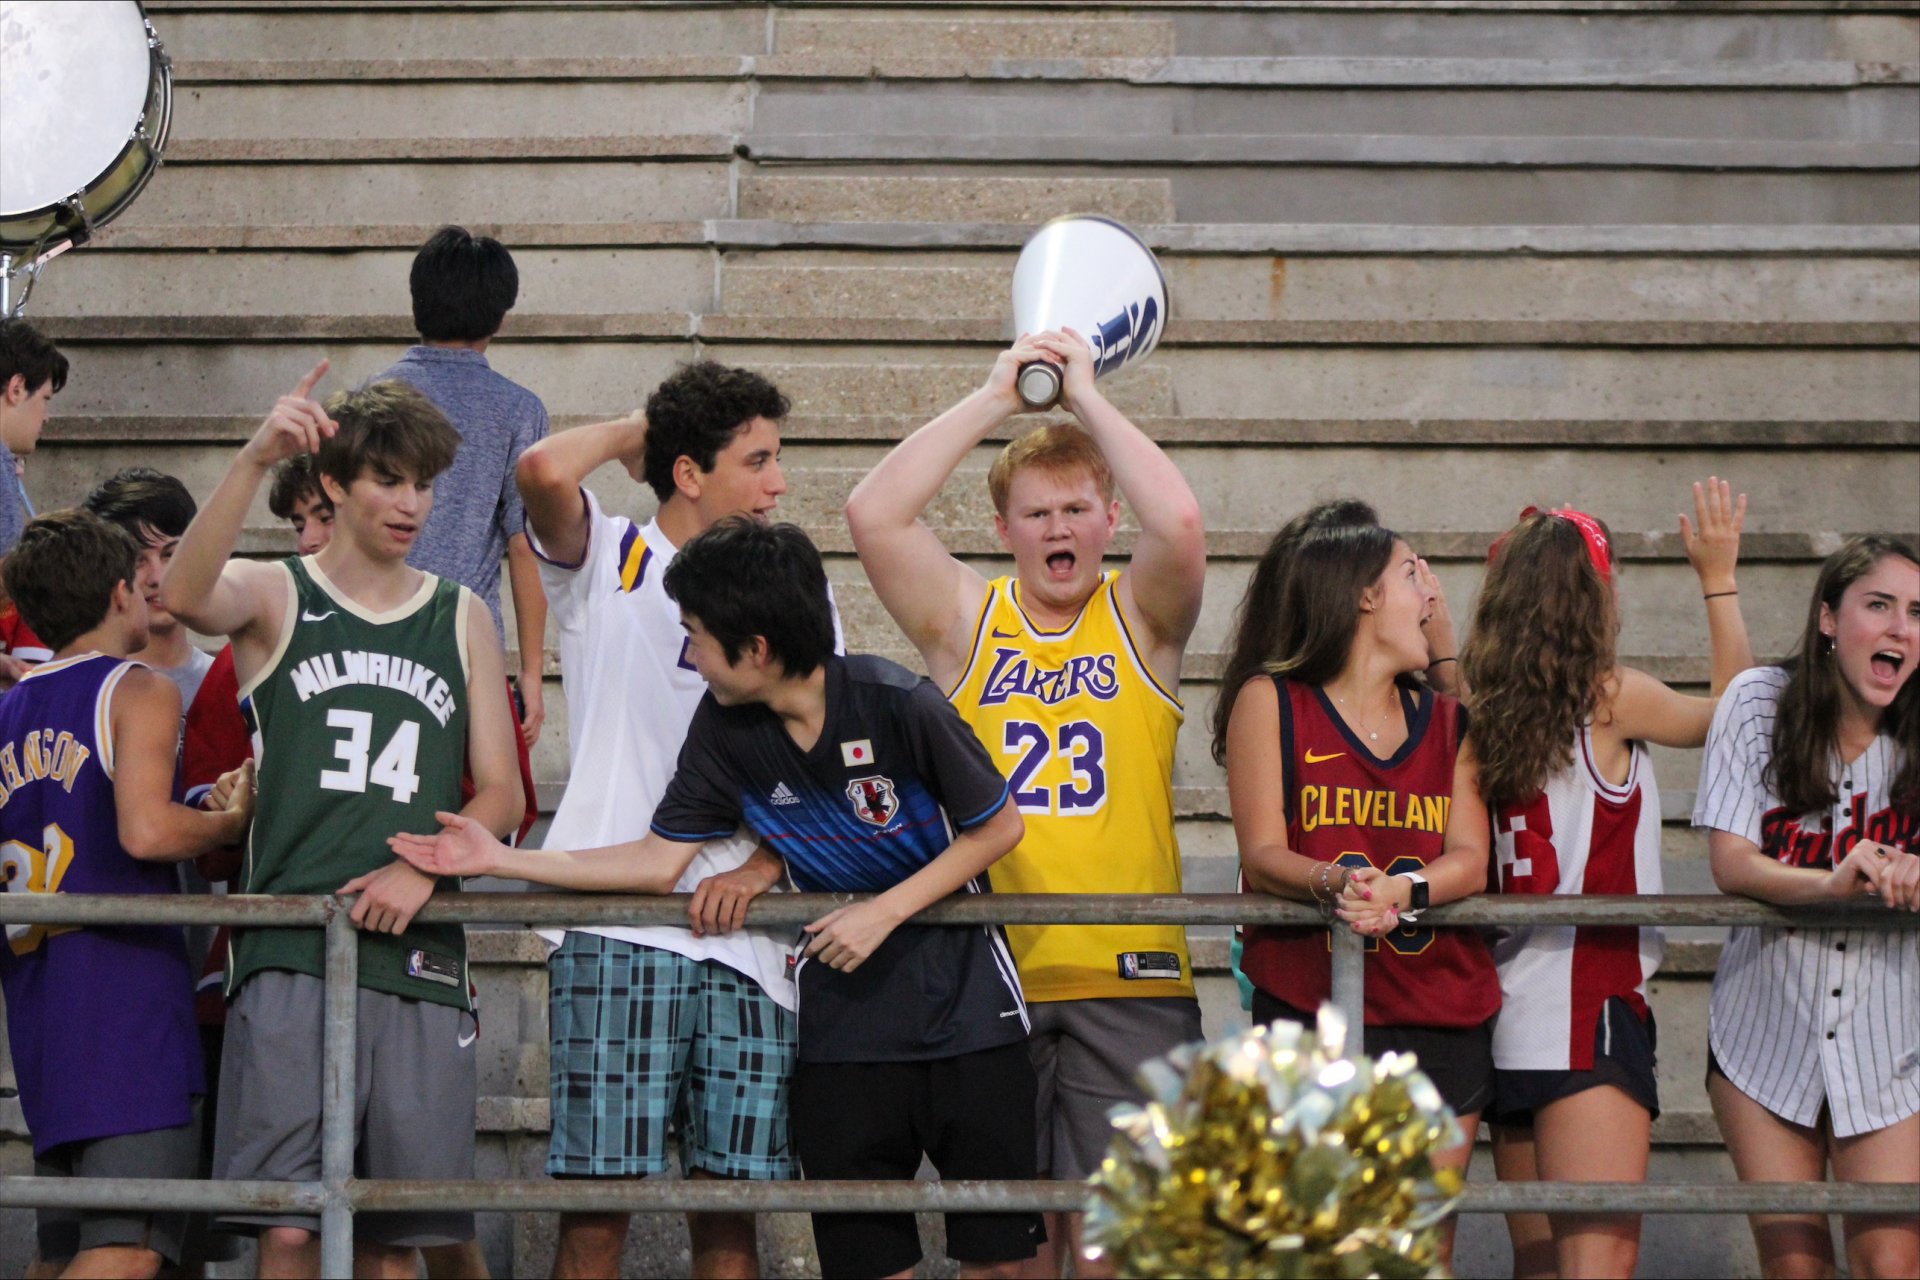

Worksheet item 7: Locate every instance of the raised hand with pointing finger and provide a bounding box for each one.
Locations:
[241,359,339,469]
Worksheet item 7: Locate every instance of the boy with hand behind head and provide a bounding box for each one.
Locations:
[392,519,1044,1280]
[0,509,254,1280]
[159,362,521,1278]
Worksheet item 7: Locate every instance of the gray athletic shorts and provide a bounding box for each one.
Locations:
[1028,996,1203,1181]
[212,970,478,1246]
[35,1111,199,1265]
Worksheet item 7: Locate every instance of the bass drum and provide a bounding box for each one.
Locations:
[0,0,173,254]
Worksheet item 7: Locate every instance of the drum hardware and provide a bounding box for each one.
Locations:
[0,0,174,314]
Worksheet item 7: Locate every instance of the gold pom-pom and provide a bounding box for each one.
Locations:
[1085,1006,1464,1279]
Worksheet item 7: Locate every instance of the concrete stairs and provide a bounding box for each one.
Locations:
[6,1,1917,1275]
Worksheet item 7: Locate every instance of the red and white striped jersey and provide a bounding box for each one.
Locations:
[1490,725,1664,1071]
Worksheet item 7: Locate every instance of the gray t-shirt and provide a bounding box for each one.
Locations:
[156,643,215,734]
[371,345,550,637]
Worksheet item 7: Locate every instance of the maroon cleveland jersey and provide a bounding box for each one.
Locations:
[1239,676,1500,1028]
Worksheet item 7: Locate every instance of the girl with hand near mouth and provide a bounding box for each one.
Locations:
[1221,516,1499,1272]
[1695,535,1920,1280]
[1464,481,1753,1280]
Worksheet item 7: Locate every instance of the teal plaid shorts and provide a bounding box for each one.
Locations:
[547,933,796,1179]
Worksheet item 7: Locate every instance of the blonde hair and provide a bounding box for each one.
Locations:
[986,422,1115,517]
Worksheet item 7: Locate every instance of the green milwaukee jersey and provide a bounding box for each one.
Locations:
[229,557,475,1010]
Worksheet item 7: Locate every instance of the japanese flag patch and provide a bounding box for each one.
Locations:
[840,739,875,768]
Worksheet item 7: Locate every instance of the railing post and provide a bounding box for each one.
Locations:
[1330,923,1365,1039]
[320,903,357,1278]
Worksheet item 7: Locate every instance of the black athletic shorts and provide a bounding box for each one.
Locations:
[1490,996,1660,1124]
[1254,991,1495,1118]
[791,1041,1045,1278]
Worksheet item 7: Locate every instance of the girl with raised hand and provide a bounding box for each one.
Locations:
[1220,514,1496,1271]
[1696,534,1919,1280]
[1466,481,1751,1279]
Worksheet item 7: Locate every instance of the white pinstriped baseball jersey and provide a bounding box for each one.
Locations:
[1694,666,1920,1137]
[1491,725,1665,1072]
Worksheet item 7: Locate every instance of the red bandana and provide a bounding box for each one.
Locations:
[1490,506,1613,582]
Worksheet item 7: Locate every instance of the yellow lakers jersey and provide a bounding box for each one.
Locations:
[948,572,1191,1001]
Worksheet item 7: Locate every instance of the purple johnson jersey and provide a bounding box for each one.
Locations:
[0,654,203,1156]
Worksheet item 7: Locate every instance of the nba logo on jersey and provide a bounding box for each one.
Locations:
[846,775,899,827]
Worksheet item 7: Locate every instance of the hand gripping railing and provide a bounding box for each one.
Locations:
[2,892,1916,1277]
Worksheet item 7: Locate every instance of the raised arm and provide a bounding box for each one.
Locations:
[1608,477,1753,749]
[162,361,336,643]
[389,810,709,895]
[844,342,1056,679]
[1038,328,1204,672]
[113,668,253,861]
[514,410,646,569]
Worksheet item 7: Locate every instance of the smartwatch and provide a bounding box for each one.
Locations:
[1400,872,1430,922]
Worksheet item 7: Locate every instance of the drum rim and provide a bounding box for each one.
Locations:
[0,4,173,250]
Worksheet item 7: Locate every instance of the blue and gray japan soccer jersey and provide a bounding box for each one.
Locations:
[651,654,1027,1064]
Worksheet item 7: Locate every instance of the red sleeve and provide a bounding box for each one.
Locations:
[0,606,53,664]
[183,644,251,791]
[185,646,252,883]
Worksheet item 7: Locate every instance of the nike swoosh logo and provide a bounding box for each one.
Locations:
[301,610,337,623]
[457,1030,478,1048]
[1000,1009,1024,1017]
[991,627,1021,639]
[1304,749,1345,764]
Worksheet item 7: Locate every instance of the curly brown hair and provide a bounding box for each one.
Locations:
[1767,535,1920,816]
[1462,512,1619,814]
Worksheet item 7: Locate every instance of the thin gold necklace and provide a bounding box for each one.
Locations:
[1332,687,1397,742]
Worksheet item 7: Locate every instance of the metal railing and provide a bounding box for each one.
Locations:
[2,892,1916,1277]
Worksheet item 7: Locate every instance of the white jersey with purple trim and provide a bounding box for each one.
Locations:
[530,489,842,1009]
[1491,725,1664,1072]
[1694,665,1919,1137]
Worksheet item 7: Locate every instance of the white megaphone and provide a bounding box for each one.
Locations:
[1010,214,1168,409]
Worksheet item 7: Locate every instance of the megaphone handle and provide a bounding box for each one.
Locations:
[1017,360,1062,410]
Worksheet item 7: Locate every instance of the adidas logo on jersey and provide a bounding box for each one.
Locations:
[770,781,801,806]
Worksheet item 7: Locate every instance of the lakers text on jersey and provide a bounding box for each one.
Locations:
[949,573,1190,1002]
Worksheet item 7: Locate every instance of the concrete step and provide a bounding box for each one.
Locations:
[100,162,733,232]
[88,217,1920,254]
[744,131,1920,171]
[34,312,1917,348]
[136,0,1919,75]
[34,342,1917,423]
[752,81,1920,151]
[172,54,1920,89]
[32,249,1918,338]
[151,4,772,62]
[773,12,1174,60]
[738,166,1920,228]
[170,80,748,142]
[1162,5,1918,65]
[737,174,1176,226]
[151,128,1912,175]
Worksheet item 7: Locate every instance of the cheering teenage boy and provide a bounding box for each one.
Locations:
[160,362,522,1278]
[392,518,1044,1280]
